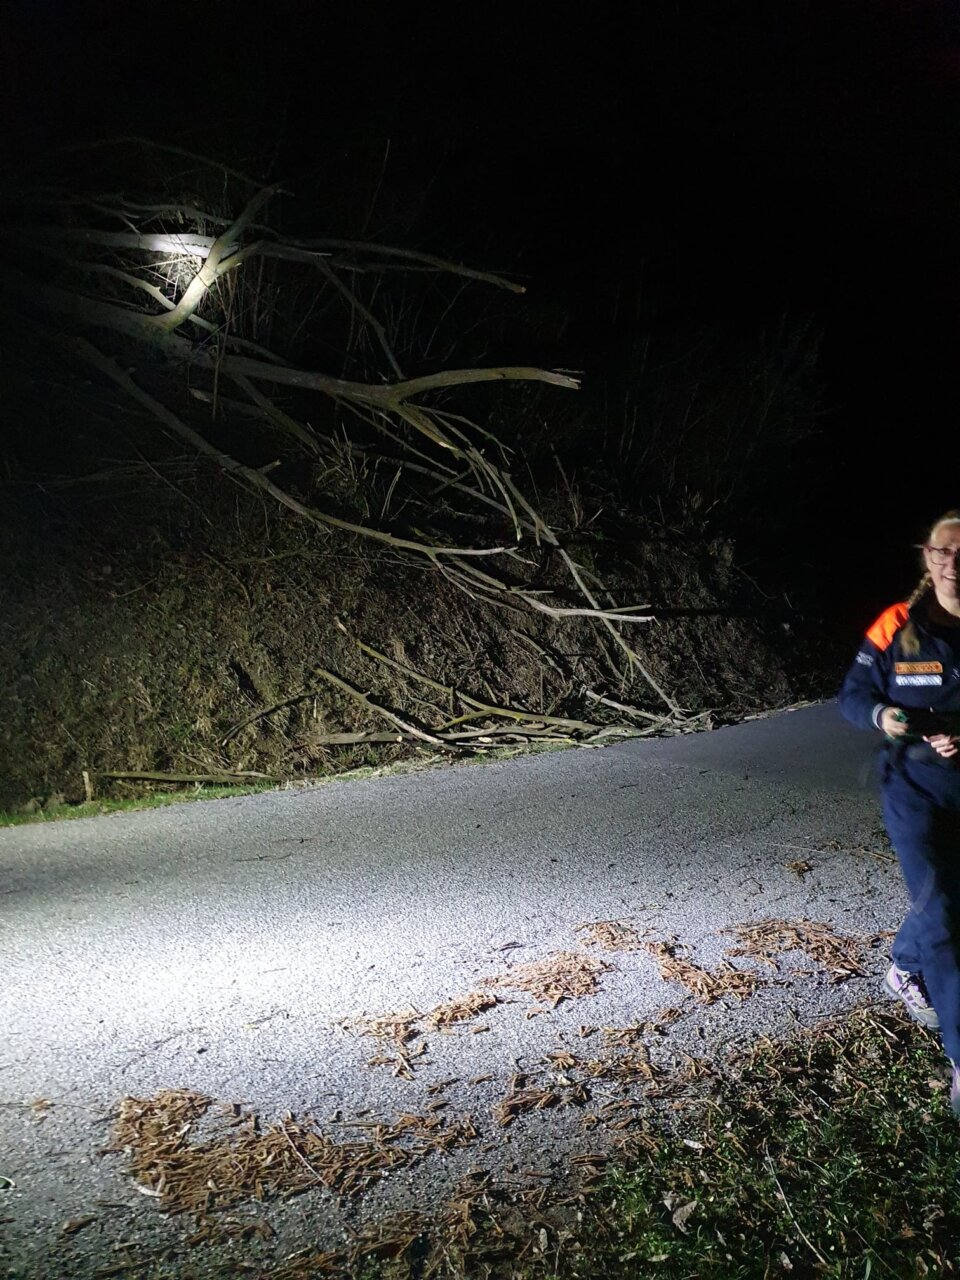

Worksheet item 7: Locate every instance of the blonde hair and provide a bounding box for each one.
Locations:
[900,509,960,654]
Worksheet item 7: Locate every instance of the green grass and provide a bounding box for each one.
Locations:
[574,1017,960,1279]
[0,783,279,826]
[0,739,580,827]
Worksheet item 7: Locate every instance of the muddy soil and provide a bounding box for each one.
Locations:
[0,477,821,813]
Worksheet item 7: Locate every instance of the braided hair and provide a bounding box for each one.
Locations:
[900,509,960,656]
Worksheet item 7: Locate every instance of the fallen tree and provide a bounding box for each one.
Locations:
[0,141,807,803]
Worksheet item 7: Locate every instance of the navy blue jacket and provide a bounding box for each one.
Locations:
[839,599,960,734]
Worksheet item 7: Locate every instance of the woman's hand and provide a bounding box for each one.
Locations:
[880,707,911,738]
[924,732,960,758]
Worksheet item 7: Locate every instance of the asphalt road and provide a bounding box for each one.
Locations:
[0,703,908,1277]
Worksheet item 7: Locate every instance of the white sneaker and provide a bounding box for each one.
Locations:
[883,964,940,1030]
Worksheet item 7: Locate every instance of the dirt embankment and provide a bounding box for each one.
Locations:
[0,481,814,813]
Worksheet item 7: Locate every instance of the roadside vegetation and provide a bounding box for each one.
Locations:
[0,740,576,827]
[537,1005,960,1280]
[0,781,277,826]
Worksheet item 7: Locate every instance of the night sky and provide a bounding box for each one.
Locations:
[3,0,959,623]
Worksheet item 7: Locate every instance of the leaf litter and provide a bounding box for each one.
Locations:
[724,917,888,982]
[99,962,693,1270]
[105,1089,478,1216]
[480,949,613,1008]
[492,1071,584,1128]
[337,992,500,1077]
[574,918,646,951]
[641,938,764,1002]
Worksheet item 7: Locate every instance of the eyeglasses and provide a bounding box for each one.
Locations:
[924,545,960,565]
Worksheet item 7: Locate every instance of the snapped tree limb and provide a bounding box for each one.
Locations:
[1,165,689,723]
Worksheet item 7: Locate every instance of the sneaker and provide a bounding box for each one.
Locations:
[952,1063,960,1119]
[883,963,940,1029]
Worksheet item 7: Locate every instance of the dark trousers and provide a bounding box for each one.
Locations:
[883,761,960,1063]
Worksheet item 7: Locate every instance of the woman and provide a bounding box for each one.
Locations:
[839,510,960,1116]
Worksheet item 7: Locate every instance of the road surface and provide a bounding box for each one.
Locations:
[0,703,905,1277]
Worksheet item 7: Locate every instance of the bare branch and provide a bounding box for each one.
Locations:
[559,548,680,713]
[226,374,325,457]
[312,667,454,750]
[153,187,278,333]
[314,255,404,379]
[196,351,581,405]
[357,641,602,732]
[272,237,526,293]
[56,337,517,568]
[1,177,691,733]
[21,225,224,256]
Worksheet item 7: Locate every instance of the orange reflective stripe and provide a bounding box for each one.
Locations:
[865,602,909,651]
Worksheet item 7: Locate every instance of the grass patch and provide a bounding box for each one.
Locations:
[0,740,579,827]
[573,1008,960,1279]
[0,783,278,827]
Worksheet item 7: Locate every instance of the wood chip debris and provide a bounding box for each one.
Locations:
[785,858,813,877]
[95,929,837,1268]
[574,918,646,950]
[645,1054,716,1100]
[818,835,896,864]
[105,1089,477,1215]
[365,1041,427,1079]
[337,992,498,1077]
[492,1071,589,1127]
[338,1009,422,1046]
[481,949,613,1007]
[61,1214,97,1235]
[600,1009,684,1046]
[293,1166,574,1278]
[569,1150,611,1174]
[544,1049,579,1070]
[426,1077,459,1096]
[184,1214,275,1247]
[425,991,499,1028]
[724,918,881,982]
[247,1246,346,1278]
[350,1209,425,1265]
[582,1045,658,1084]
[97,1000,716,1280]
[591,1100,644,1132]
[642,939,763,1003]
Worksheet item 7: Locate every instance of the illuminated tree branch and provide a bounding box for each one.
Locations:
[0,157,687,721]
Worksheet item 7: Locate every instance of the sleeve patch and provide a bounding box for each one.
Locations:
[855,651,874,666]
[865,602,909,652]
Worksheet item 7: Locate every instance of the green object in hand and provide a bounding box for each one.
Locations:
[886,709,909,741]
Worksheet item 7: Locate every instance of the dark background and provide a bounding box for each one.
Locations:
[3,0,959,631]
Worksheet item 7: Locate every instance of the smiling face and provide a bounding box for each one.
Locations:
[923,519,960,612]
